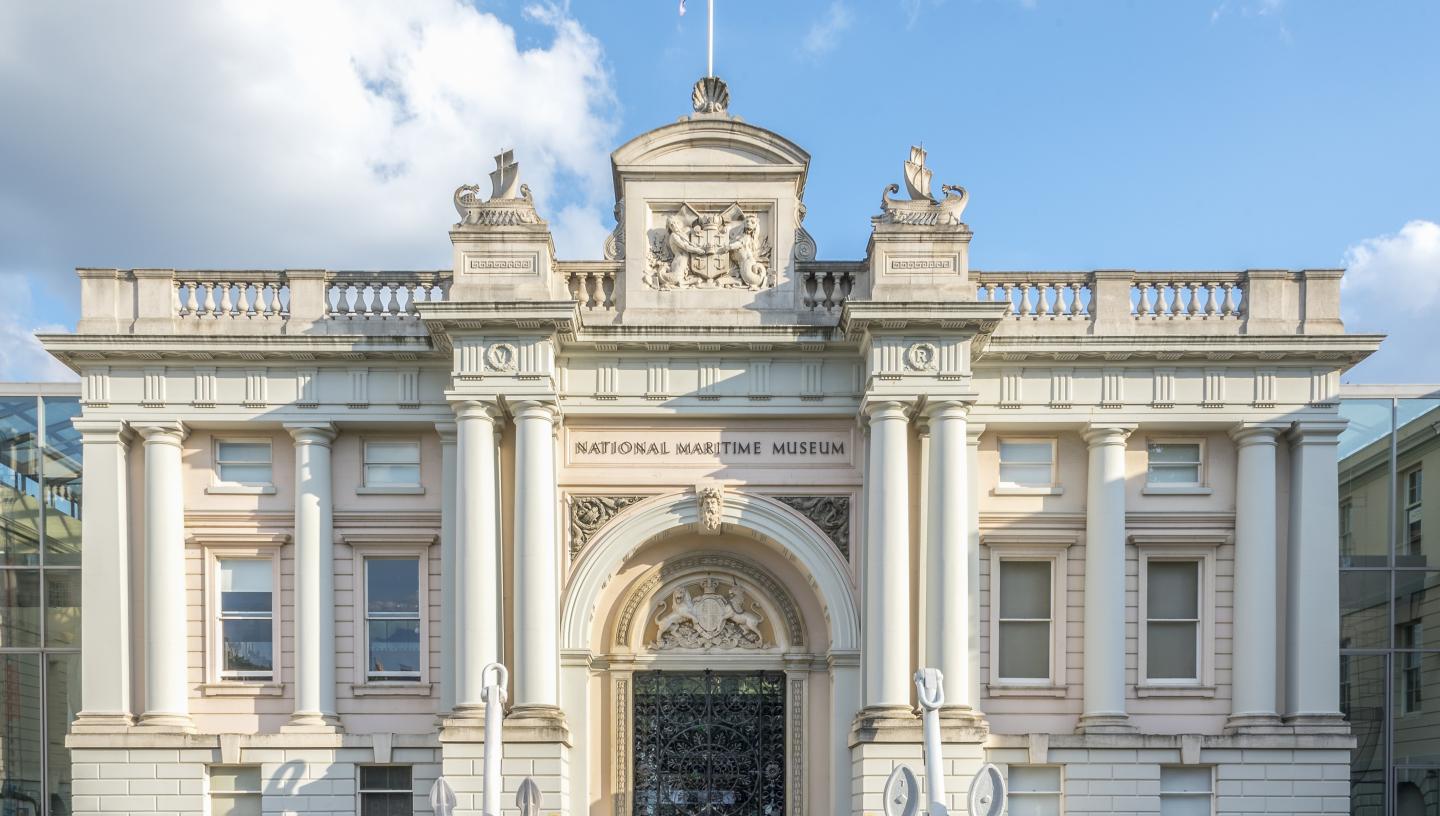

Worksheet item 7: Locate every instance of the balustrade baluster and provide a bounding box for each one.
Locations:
[1136,283,1152,318]
[1204,282,1219,317]
[1037,283,1052,317]
[1185,282,1200,317]
[1018,285,1032,317]
[1221,283,1237,317]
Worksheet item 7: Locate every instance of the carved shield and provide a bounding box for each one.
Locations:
[691,594,730,637]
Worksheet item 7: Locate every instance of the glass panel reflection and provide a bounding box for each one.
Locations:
[1339,399,1396,567]
[0,653,44,813]
[1342,570,1392,650]
[42,397,83,568]
[1,396,42,567]
[46,653,79,816]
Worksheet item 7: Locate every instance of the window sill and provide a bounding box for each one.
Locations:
[992,485,1064,497]
[351,682,434,697]
[202,682,284,697]
[1136,683,1216,698]
[206,484,277,495]
[1141,485,1213,496]
[355,485,426,495]
[986,683,1068,698]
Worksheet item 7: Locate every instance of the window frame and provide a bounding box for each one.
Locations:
[1134,536,1221,695]
[1402,466,1422,557]
[355,545,431,690]
[358,437,425,495]
[209,437,277,495]
[209,765,263,816]
[1142,437,1212,495]
[1397,621,1423,714]
[984,535,1073,696]
[358,765,414,816]
[203,542,284,691]
[1007,764,1064,815]
[994,437,1063,496]
[1159,765,1215,816]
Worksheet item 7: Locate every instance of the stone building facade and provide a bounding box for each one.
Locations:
[43,80,1380,816]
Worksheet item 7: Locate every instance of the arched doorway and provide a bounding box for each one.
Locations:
[561,490,860,816]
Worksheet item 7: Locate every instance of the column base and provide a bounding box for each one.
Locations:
[133,712,196,733]
[506,704,572,744]
[849,705,918,745]
[281,712,344,733]
[1283,713,1351,735]
[1224,712,1289,735]
[1075,713,1137,735]
[70,712,135,733]
[939,705,990,739]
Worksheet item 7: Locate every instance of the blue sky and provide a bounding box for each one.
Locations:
[1,0,1437,382]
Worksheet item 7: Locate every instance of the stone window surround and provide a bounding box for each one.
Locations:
[993,436,1064,496]
[1133,533,1225,698]
[358,436,426,495]
[207,436,277,495]
[351,539,434,697]
[198,534,287,697]
[1142,436,1213,496]
[984,534,1075,697]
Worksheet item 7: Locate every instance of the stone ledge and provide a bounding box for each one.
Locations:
[982,732,1356,751]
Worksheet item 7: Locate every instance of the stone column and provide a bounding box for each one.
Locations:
[285,423,339,731]
[862,401,911,714]
[512,400,561,718]
[1079,424,1135,734]
[134,421,192,731]
[1284,420,1348,731]
[924,401,980,721]
[966,423,986,715]
[436,421,458,715]
[828,650,861,816]
[71,420,134,731]
[451,401,500,721]
[1227,423,1285,732]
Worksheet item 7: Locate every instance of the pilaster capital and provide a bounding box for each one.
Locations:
[133,420,188,446]
[1286,419,1349,445]
[966,422,987,446]
[1229,422,1287,446]
[72,418,133,445]
[451,399,500,424]
[284,422,337,446]
[434,421,457,444]
[861,399,910,424]
[1081,423,1135,447]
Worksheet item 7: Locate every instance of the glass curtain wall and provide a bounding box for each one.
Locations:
[1339,394,1440,816]
[1,391,82,816]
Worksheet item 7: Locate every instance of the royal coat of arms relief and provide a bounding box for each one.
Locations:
[649,576,769,651]
[644,203,774,291]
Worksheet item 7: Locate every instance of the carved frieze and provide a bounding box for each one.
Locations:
[774,495,850,559]
[644,203,773,291]
[568,494,645,557]
[650,576,767,651]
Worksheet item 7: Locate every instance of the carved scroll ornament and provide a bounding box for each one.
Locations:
[568,495,645,557]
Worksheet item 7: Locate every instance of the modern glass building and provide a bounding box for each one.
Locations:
[1338,386,1440,816]
[0,383,82,816]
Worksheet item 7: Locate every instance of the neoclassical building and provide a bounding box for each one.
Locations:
[44,79,1381,816]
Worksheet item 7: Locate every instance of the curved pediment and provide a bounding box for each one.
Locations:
[610,117,810,197]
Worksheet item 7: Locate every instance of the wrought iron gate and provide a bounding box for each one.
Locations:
[632,670,787,816]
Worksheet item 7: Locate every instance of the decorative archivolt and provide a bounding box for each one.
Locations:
[612,552,805,651]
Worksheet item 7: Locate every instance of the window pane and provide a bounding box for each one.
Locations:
[1394,571,1440,649]
[369,620,421,676]
[998,620,1050,680]
[1149,443,1200,464]
[361,765,412,791]
[362,791,414,816]
[0,396,42,566]
[0,654,43,809]
[1341,570,1391,649]
[1148,463,1201,484]
[1160,767,1212,793]
[1394,652,1440,764]
[210,766,262,793]
[365,442,420,465]
[47,653,81,815]
[218,463,273,484]
[213,794,262,816]
[217,442,271,463]
[367,558,420,614]
[220,560,273,614]
[223,619,274,674]
[1147,561,1199,620]
[1147,621,1198,680]
[1008,766,1061,792]
[999,463,1053,487]
[1159,796,1211,816]
[45,568,81,646]
[999,442,1052,464]
[0,568,42,647]
[1008,795,1060,816]
[365,463,422,487]
[998,561,1050,619]
[43,396,85,567]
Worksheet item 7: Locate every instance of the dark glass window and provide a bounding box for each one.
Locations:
[359,765,413,816]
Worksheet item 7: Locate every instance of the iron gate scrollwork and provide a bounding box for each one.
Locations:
[632,671,787,816]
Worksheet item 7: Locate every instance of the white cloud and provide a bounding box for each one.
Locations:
[1340,220,1440,382]
[0,0,619,379]
[802,3,855,57]
[0,273,77,382]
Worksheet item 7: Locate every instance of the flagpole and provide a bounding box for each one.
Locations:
[707,0,714,77]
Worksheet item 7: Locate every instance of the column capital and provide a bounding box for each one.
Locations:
[1287,419,1349,444]
[452,398,501,423]
[510,399,559,422]
[72,418,133,444]
[133,420,188,445]
[862,399,910,422]
[1081,423,1135,447]
[1229,422,1287,446]
[285,422,337,445]
[922,399,971,421]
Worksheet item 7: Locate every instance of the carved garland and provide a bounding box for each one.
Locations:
[773,495,851,559]
[613,553,805,649]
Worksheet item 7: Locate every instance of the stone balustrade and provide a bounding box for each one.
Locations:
[324,271,450,320]
[974,272,1093,320]
[175,273,291,321]
[560,261,620,311]
[799,262,863,312]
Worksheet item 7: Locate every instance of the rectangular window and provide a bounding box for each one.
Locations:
[217,559,274,681]
[365,557,422,682]
[1339,501,1353,556]
[359,765,413,816]
[1146,441,1202,486]
[210,766,262,816]
[1339,641,1352,720]
[1145,559,1201,682]
[364,440,421,488]
[998,439,1056,489]
[1398,622,1422,714]
[1404,468,1422,556]
[1159,766,1213,816]
[996,560,1052,682]
[1007,765,1062,816]
[216,440,273,486]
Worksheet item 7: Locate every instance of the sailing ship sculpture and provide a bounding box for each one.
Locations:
[879,145,969,227]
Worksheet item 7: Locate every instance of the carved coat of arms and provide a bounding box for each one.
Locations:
[651,577,767,651]
[644,203,773,291]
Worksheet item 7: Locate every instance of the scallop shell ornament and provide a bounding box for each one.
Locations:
[691,76,730,114]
